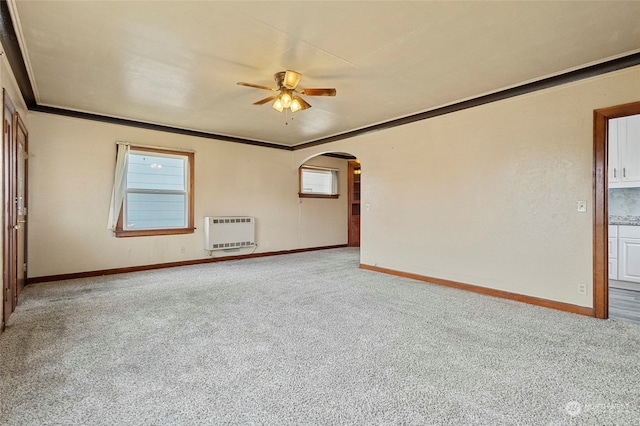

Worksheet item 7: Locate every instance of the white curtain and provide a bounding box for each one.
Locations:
[107,143,130,230]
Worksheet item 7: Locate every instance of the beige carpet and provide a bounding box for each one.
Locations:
[1,248,639,425]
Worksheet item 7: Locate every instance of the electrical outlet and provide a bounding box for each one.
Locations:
[577,200,587,212]
[180,246,186,253]
[578,283,587,295]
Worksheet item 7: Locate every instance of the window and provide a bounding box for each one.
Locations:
[110,145,194,237]
[299,166,339,198]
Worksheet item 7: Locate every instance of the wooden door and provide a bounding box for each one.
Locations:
[3,90,16,326]
[2,91,27,329]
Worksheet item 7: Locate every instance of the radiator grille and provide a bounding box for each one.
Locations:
[211,218,252,224]
[203,216,255,251]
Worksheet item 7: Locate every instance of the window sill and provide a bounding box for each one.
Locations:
[114,227,196,238]
[298,193,340,199]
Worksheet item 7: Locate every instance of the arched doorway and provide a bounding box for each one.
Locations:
[298,152,361,249]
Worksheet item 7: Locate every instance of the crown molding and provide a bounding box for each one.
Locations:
[2,1,640,152]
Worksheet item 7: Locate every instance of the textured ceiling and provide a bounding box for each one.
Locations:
[7,1,640,148]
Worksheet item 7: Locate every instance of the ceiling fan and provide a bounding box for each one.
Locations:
[237,70,336,113]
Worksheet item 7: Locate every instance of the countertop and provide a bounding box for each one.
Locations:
[609,215,640,226]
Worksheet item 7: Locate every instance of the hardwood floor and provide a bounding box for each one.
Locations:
[609,287,640,325]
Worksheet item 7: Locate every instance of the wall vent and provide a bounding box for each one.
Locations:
[204,216,255,250]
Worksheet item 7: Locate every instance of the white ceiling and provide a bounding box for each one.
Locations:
[8,1,640,148]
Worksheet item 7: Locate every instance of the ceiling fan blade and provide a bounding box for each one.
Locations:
[299,88,337,96]
[283,70,302,89]
[253,95,277,105]
[296,96,312,110]
[237,82,277,91]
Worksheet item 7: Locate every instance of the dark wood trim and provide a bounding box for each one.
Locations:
[292,52,640,150]
[0,0,285,148]
[592,101,640,319]
[2,0,640,151]
[38,53,640,152]
[593,109,608,319]
[30,52,640,151]
[298,193,339,199]
[115,146,195,237]
[0,0,36,108]
[2,88,16,327]
[39,50,640,152]
[361,263,595,317]
[322,153,357,160]
[26,244,348,284]
[347,160,361,247]
[114,227,196,238]
[32,105,292,151]
[13,111,27,297]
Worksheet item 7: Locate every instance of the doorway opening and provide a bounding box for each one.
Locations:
[348,160,361,247]
[593,101,640,322]
[298,152,360,250]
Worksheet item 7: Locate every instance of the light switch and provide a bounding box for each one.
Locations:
[577,200,587,212]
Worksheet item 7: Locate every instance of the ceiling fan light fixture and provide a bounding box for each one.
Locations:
[239,70,334,114]
[280,92,292,108]
[290,97,302,113]
[272,98,284,112]
[283,70,302,89]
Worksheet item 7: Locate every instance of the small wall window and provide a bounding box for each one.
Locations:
[299,166,339,199]
[113,146,194,237]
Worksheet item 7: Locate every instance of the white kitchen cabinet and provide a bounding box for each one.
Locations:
[609,115,640,188]
[618,225,640,283]
[609,225,618,280]
[609,121,620,185]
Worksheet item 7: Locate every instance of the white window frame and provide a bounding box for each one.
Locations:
[298,165,339,199]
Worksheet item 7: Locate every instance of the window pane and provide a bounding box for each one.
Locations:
[127,153,185,191]
[126,192,186,229]
[302,169,334,194]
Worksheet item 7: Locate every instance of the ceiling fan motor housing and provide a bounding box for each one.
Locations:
[274,71,287,89]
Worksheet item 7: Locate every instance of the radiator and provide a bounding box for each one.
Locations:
[203,216,255,250]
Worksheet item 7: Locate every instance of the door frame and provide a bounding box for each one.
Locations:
[13,112,28,297]
[2,89,16,329]
[593,100,640,319]
[347,160,361,247]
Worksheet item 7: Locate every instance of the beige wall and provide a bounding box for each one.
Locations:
[16,64,640,308]
[295,66,640,308]
[26,113,348,277]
